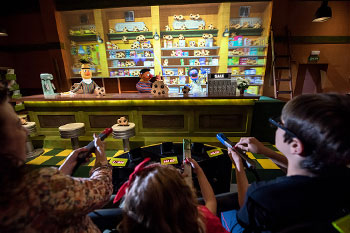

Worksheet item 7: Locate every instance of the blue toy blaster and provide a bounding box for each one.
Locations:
[216,133,257,169]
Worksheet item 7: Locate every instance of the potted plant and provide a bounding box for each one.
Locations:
[236,77,250,96]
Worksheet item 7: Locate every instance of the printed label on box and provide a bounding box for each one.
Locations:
[207,148,223,157]
[161,157,178,165]
[109,158,128,167]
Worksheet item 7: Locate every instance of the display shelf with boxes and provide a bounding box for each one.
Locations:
[227,2,272,95]
[58,9,105,79]
[56,2,272,95]
[102,6,157,93]
[159,3,221,92]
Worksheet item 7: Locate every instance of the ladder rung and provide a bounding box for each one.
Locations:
[275,66,290,70]
[276,79,292,81]
[277,91,292,94]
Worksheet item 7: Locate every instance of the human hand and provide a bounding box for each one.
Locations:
[227,147,241,166]
[93,134,107,166]
[59,147,89,175]
[184,158,204,175]
[235,137,267,155]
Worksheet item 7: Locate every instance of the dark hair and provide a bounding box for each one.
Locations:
[79,58,91,64]
[0,83,26,204]
[140,68,150,75]
[0,81,9,104]
[118,165,205,233]
[281,93,350,174]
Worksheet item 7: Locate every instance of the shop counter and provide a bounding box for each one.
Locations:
[20,93,282,149]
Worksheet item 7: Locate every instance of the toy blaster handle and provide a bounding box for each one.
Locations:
[216,133,257,169]
[72,128,113,175]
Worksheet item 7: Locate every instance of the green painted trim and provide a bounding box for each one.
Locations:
[56,1,271,12]
[69,35,97,42]
[275,36,350,44]
[160,30,218,38]
[229,28,263,36]
[107,32,153,40]
[24,99,256,107]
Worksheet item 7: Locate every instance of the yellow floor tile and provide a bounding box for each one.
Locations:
[26,156,53,165]
[113,150,125,157]
[246,152,255,159]
[42,148,51,154]
[88,159,96,166]
[55,149,73,157]
[257,159,280,169]
[56,158,67,166]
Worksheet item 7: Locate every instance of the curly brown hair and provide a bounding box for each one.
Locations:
[118,164,205,233]
[0,82,26,204]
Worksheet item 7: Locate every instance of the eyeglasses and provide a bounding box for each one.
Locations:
[268,117,297,138]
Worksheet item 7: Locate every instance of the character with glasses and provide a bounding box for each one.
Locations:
[222,93,350,233]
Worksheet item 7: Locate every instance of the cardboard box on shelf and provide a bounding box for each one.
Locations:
[212,59,219,66]
[179,40,186,47]
[246,86,259,95]
[118,69,125,76]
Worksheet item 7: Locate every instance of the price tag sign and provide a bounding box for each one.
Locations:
[207,148,223,157]
[109,158,128,167]
[161,157,178,165]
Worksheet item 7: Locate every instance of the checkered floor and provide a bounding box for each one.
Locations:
[26,149,125,167]
[25,144,283,170]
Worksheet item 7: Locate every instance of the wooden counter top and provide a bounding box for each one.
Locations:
[18,93,260,101]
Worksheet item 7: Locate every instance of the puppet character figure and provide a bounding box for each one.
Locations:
[70,59,99,94]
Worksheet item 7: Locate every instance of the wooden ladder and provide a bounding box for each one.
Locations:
[271,27,294,99]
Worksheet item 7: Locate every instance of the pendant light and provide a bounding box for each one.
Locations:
[312,0,332,22]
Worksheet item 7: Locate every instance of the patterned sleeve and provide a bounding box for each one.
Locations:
[71,81,82,93]
[38,166,113,218]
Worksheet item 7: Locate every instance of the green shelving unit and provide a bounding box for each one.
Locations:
[160,29,218,38]
[107,31,153,40]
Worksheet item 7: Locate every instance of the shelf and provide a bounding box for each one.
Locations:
[231,74,264,77]
[228,55,266,57]
[228,46,267,49]
[108,57,154,60]
[227,65,265,67]
[162,55,219,59]
[107,49,154,52]
[107,31,153,40]
[70,76,111,79]
[161,47,219,51]
[69,35,97,42]
[167,84,207,87]
[229,28,263,36]
[164,65,218,67]
[110,76,139,78]
[160,30,218,38]
[109,66,154,69]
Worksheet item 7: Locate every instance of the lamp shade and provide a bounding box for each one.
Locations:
[0,27,8,36]
[312,1,332,22]
[223,27,230,37]
[153,31,160,40]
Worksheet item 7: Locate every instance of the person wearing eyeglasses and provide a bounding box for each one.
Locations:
[222,93,350,233]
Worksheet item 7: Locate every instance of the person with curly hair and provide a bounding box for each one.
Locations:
[115,158,229,233]
[0,82,113,232]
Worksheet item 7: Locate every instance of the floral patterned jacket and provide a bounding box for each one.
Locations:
[0,166,113,233]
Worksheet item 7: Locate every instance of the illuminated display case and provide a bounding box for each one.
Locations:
[56,1,272,95]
